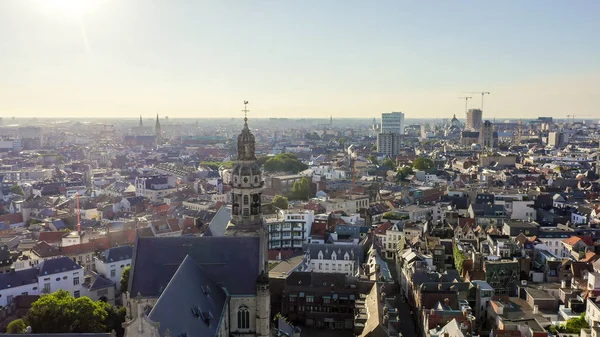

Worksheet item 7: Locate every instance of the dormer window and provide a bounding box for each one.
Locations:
[332,252,336,261]
[344,253,350,260]
[318,251,323,259]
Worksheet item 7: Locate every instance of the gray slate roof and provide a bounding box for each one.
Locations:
[148,255,228,336]
[0,268,38,290]
[4,335,110,337]
[88,273,115,291]
[303,243,363,262]
[100,245,133,263]
[37,257,82,276]
[129,236,259,297]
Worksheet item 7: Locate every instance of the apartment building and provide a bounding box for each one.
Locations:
[267,210,314,249]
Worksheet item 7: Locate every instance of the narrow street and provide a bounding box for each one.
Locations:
[398,302,418,337]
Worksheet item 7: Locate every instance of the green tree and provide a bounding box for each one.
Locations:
[120,266,131,294]
[103,303,127,337]
[304,132,320,140]
[367,155,379,165]
[7,318,27,333]
[453,245,466,275]
[291,177,310,200]
[380,158,396,169]
[397,166,414,181]
[272,195,289,209]
[264,153,308,173]
[338,137,347,149]
[412,157,434,170]
[255,156,270,167]
[25,290,108,333]
[10,185,24,196]
[564,313,589,333]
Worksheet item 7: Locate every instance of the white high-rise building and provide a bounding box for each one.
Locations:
[381,112,405,135]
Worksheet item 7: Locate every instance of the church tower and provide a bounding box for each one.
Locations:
[228,101,264,232]
[139,115,143,127]
[226,101,270,337]
[155,114,162,145]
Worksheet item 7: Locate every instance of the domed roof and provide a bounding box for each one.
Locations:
[451,114,461,127]
[232,162,261,176]
[237,116,256,161]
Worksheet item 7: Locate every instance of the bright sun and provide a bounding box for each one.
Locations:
[42,0,100,18]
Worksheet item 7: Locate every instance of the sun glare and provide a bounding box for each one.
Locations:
[41,0,101,18]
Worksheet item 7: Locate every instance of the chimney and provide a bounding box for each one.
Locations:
[84,275,91,285]
[533,305,539,314]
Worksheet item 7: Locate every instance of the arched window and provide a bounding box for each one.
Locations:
[237,305,250,330]
[243,195,249,205]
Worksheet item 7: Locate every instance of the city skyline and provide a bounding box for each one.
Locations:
[1,0,599,119]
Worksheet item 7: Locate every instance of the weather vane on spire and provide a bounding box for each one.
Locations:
[242,101,249,122]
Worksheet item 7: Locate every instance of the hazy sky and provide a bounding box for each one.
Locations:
[1,0,599,119]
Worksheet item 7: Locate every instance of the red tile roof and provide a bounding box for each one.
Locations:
[310,221,327,237]
[59,242,96,255]
[563,236,591,247]
[375,221,393,235]
[31,241,62,258]
[38,231,66,244]
[0,213,24,224]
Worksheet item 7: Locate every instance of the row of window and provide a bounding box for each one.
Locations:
[287,305,353,314]
[315,254,351,261]
[312,262,351,272]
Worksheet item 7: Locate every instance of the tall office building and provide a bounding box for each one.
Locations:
[381,112,405,135]
[466,109,483,131]
[377,133,402,157]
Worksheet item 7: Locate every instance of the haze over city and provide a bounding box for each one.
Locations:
[1,0,599,119]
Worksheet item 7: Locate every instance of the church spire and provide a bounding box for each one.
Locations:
[139,115,143,127]
[155,114,162,146]
[237,101,256,161]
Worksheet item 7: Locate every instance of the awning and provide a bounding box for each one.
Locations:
[324,318,334,323]
[289,294,297,297]
[322,295,331,299]
[339,296,348,300]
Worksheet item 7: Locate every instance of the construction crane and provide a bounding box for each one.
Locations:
[566,114,590,123]
[464,91,490,110]
[457,96,472,114]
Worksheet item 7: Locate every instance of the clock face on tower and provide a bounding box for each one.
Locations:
[243,177,248,183]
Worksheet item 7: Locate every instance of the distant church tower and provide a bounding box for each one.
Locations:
[139,115,143,127]
[226,101,270,337]
[155,114,162,145]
